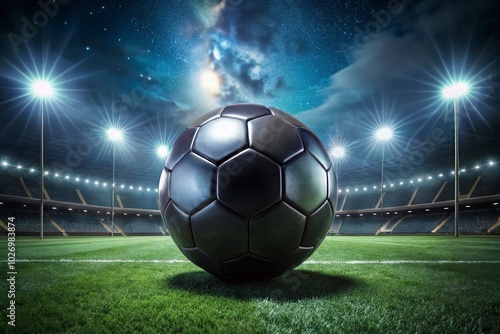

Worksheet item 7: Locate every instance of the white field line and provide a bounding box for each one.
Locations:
[1,259,499,264]
[304,260,500,264]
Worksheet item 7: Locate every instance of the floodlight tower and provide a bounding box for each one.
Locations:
[32,80,54,239]
[107,128,123,237]
[375,127,393,220]
[442,82,469,238]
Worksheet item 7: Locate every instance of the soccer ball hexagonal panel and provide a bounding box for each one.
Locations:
[158,168,170,212]
[164,201,195,248]
[298,128,332,170]
[165,127,198,171]
[193,117,248,164]
[249,201,306,260]
[181,247,224,278]
[221,103,272,121]
[191,201,248,261]
[327,167,338,210]
[170,152,217,215]
[301,200,333,247]
[267,246,314,279]
[217,149,281,218]
[248,115,304,164]
[283,151,328,215]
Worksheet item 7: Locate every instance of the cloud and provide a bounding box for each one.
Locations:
[297,0,500,130]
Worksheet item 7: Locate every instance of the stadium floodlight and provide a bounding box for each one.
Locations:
[375,126,394,222]
[443,81,469,238]
[442,82,469,99]
[157,145,170,159]
[107,127,124,237]
[31,79,54,240]
[107,128,123,141]
[1,161,7,166]
[375,127,393,141]
[32,80,54,97]
[331,146,345,159]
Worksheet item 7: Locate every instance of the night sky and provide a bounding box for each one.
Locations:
[0,0,499,190]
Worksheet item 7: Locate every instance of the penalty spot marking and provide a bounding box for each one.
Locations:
[2,259,500,264]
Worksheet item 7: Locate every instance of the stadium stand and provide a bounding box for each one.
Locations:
[342,192,379,210]
[472,171,500,197]
[0,206,61,234]
[438,208,500,234]
[339,215,382,235]
[22,176,41,199]
[392,212,448,234]
[436,175,478,202]
[117,193,159,210]
[44,178,82,203]
[78,186,111,207]
[383,187,414,207]
[2,160,499,236]
[49,210,108,234]
[411,182,443,204]
[0,173,28,197]
[113,215,164,235]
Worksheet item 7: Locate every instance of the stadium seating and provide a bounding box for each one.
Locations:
[117,193,159,210]
[392,212,448,233]
[44,178,82,203]
[472,171,500,197]
[383,187,414,207]
[113,215,164,234]
[49,211,108,233]
[2,163,499,236]
[78,186,112,207]
[411,182,443,204]
[0,206,60,233]
[0,173,28,197]
[20,176,40,198]
[438,208,500,234]
[342,192,379,210]
[339,215,382,234]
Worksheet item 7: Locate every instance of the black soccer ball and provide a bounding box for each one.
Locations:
[159,104,337,281]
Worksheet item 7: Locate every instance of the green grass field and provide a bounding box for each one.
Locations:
[1,236,499,333]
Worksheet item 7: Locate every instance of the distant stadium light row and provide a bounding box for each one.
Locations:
[338,160,496,193]
[1,158,496,195]
[0,160,158,193]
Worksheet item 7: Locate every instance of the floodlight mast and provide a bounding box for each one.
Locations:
[375,127,393,223]
[112,142,116,237]
[443,82,469,238]
[32,80,54,240]
[107,128,123,237]
[40,98,44,239]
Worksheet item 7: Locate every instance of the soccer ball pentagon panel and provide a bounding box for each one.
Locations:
[158,104,337,281]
